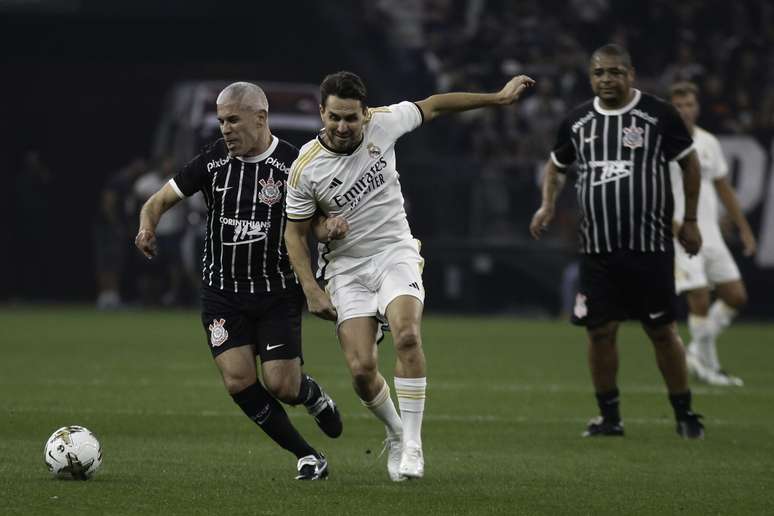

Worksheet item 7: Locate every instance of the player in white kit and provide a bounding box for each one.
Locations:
[669,82,757,386]
[284,71,534,480]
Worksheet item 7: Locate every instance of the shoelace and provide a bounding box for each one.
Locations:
[403,446,422,461]
[377,438,391,460]
[376,437,401,466]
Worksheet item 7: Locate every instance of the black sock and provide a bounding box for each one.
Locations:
[294,374,322,408]
[669,391,693,420]
[232,382,316,459]
[595,388,621,423]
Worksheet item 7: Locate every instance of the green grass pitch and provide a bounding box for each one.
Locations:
[1,307,772,515]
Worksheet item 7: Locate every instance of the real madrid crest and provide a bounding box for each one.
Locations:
[209,318,229,347]
[622,125,644,149]
[367,142,382,158]
[258,176,283,207]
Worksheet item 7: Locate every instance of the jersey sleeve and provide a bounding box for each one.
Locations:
[374,101,423,141]
[661,104,694,162]
[669,161,685,223]
[170,152,209,198]
[709,135,729,179]
[550,117,576,172]
[285,164,316,222]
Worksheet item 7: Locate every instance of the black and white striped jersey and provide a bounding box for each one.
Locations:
[551,89,693,254]
[170,136,299,293]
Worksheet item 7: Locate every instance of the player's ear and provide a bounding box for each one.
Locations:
[319,103,326,121]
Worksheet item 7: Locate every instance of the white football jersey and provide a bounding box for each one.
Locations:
[286,101,423,278]
[670,126,728,242]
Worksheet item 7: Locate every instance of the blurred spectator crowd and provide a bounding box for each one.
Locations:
[366,0,774,242]
[94,156,206,310]
[88,1,772,309]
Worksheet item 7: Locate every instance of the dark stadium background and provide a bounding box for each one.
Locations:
[3,0,773,318]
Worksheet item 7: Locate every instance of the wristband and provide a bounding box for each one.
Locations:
[683,217,697,222]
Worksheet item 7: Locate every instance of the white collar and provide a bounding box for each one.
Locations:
[235,135,278,163]
[593,89,641,116]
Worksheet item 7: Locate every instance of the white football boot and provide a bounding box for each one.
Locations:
[687,350,743,386]
[398,440,424,479]
[381,435,405,482]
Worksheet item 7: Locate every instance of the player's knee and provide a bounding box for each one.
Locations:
[588,325,616,347]
[393,325,421,353]
[350,360,378,391]
[265,379,297,404]
[647,325,679,349]
[222,372,256,396]
[725,291,747,310]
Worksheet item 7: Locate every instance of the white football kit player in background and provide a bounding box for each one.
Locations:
[669,82,757,386]
[285,71,534,481]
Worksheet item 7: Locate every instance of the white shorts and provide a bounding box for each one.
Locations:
[326,239,425,326]
[674,238,741,294]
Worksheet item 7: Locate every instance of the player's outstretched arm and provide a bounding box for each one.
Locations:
[135,183,181,259]
[284,220,338,321]
[415,75,535,122]
[714,177,757,256]
[677,150,702,256]
[530,159,566,239]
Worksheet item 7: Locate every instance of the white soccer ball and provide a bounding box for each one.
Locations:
[43,425,103,480]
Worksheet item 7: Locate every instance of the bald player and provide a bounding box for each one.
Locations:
[136,82,345,480]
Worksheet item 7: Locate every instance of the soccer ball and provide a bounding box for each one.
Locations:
[43,425,103,480]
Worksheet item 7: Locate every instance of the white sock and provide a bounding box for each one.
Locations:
[688,314,719,371]
[708,300,737,334]
[394,377,426,448]
[361,380,403,439]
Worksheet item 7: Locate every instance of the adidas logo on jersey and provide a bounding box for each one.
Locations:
[328,178,342,189]
[409,282,420,290]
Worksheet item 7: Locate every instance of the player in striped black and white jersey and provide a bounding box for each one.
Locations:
[669,81,757,387]
[285,71,534,481]
[135,82,342,480]
[531,45,705,439]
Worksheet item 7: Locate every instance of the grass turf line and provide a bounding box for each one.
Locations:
[1,307,772,515]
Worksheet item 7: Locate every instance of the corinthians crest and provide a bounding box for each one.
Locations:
[622,125,644,149]
[573,293,588,319]
[367,142,382,158]
[258,176,283,207]
[209,318,228,347]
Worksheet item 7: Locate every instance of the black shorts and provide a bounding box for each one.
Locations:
[571,249,676,329]
[200,284,304,363]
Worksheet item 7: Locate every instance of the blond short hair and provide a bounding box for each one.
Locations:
[216,82,269,112]
[670,81,699,99]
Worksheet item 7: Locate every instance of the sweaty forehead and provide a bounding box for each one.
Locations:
[323,95,364,115]
[217,102,251,118]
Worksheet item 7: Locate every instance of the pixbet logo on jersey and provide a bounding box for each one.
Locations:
[207,157,230,172]
[265,156,288,173]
